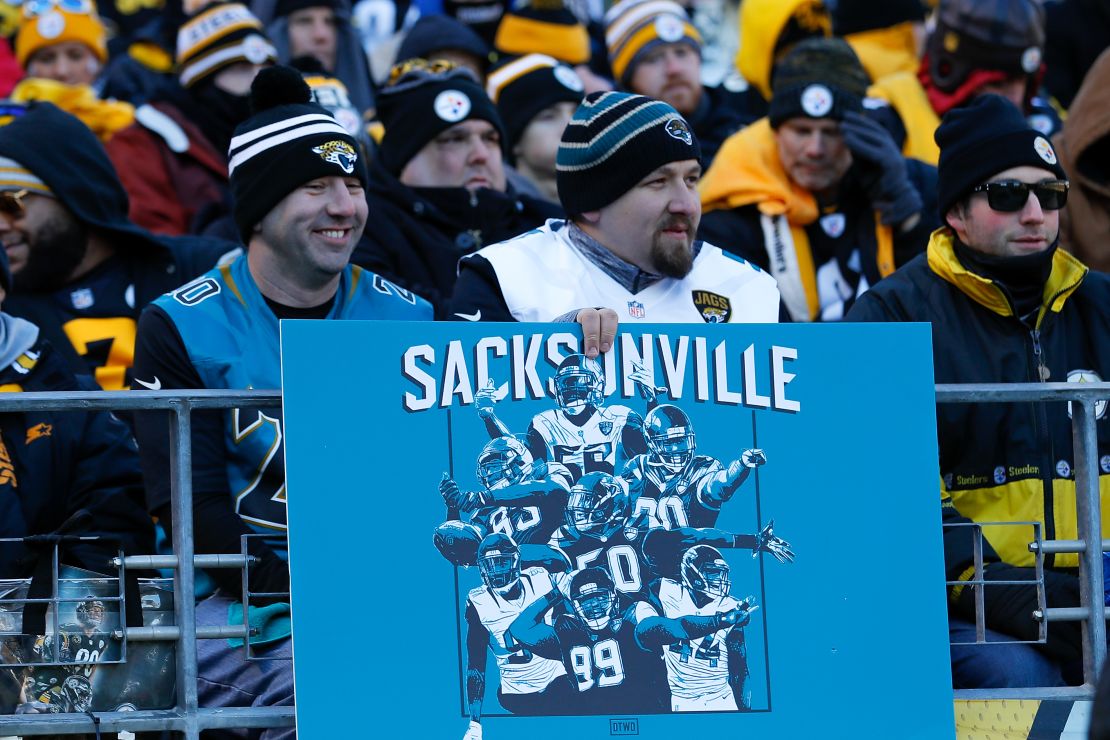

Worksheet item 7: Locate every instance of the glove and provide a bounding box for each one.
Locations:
[439,474,485,513]
[840,111,923,226]
[716,597,759,628]
[463,720,483,740]
[475,380,501,419]
[754,520,796,563]
[629,361,667,404]
[953,562,1082,666]
[740,449,766,468]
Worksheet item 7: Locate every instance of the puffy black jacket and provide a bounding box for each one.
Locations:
[0,336,153,578]
[352,158,561,318]
[847,229,1110,576]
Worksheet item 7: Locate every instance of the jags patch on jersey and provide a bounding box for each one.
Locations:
[691,291,731,323]
[312,140,357,174]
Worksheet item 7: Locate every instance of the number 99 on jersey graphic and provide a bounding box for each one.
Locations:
[282,322,956,739]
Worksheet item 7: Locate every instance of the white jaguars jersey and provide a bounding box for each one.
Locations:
[531,404,636,478]
[479,220,781,324]
[467,567,567,695]
[657,578,738,709]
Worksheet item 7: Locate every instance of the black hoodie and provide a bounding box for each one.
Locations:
[0,102,239,387]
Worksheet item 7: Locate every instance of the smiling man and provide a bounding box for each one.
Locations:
[847,94,1110,689]
[448,91,781,325]
[699,37,938,322]
[353,59,560,317]
[131,65,432,726]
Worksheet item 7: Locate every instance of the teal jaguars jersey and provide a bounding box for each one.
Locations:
[153,255,432,554]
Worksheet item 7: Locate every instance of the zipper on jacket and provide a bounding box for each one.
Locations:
[1028,325,1056,565]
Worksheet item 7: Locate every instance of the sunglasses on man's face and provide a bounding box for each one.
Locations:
[0,189,27,219]
[971,179,1069,212]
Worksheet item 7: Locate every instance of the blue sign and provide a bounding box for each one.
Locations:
[281,321,954,738]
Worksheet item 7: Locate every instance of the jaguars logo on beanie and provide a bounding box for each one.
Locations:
[228,65,366,243]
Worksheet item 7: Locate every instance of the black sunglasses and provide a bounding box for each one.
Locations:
[0,189,27,219]
[971,179,1069,212]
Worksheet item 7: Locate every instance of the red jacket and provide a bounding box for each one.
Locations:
[104,101,230,237]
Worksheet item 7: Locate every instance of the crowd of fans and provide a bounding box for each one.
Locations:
[0,0,1105,734]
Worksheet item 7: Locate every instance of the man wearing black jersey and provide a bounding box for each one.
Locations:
[0,102,236,390]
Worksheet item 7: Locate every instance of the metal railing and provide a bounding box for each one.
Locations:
[0,381,1103,731]
[938,381,1110,702]
[0,389,291,738]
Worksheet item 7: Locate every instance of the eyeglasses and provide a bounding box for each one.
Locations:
[971,179,1069,212]
[0,189,27,219]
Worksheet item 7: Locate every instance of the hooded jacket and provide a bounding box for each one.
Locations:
[353,156,561,318]
[103,100,231,236]
[0,102,238,387]
[698,117,936,321]
[846,229,1110,577]
[1054,47,1110,273]
[259,0,376,115]
[735,0,827,103]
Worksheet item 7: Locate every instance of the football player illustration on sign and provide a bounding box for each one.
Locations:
[624,404,766,529]
[434,436,574,567]
[548,473,794,602]
[476,354,648,482]
[652,546,755,711]
[462,534,576,740]
[438,354,797,735]
[507,567,756,716]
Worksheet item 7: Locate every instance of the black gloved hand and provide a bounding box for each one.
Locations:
[840,111,923,226]
[953,562,1082,666]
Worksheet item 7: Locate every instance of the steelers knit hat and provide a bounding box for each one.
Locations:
[176,2,277,89]
[934,93,1066,218]
[15,0,107,67]
[376,59,505,176]
[604,0,700,85]
[768,37,870,128]
[557,90,699,215]
[486,54,584,152]
[494,0,590,66]
[228,65,366,242]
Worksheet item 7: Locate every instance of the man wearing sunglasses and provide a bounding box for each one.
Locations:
[848,94,1110,689]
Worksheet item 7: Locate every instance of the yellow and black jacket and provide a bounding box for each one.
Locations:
[698,118,937,321]
[846,229,1110,579]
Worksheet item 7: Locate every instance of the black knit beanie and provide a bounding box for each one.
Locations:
[935,94,1067,219]
[229,65,367,243]
[395,14,492,68]
[486,54,584,153]
[556,90,700,215]
[769,37,870,128]
[376,60,506,176]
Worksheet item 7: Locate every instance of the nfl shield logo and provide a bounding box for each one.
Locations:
[70,288,94,310]
[599,422,613,435]
[628,301,646,318]
[691,290,732,323]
